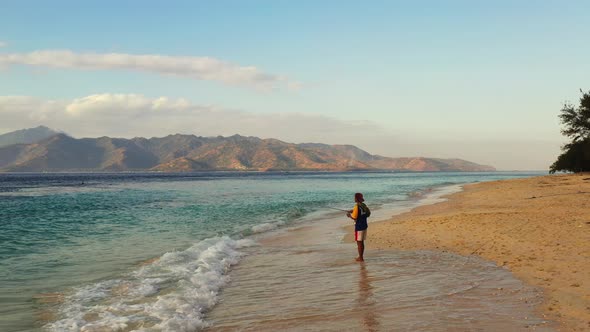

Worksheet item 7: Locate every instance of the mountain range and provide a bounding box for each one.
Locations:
[0,127,495,172]
[0,126,60,147]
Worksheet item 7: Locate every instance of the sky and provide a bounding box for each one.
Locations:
[1,1,589,170]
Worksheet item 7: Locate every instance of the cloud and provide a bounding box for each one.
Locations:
[0,50,290,89]
[0,41,6,48]
[0,94,383,143]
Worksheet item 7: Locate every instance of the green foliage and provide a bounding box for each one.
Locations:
[550,139,590,173]
[550,90,590,173]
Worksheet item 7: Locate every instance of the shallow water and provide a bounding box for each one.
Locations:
[0,171,548,331]
[206,216,554,331]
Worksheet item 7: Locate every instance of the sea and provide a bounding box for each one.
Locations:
[0,171,555,332]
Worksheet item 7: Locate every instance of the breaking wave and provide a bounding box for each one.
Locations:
[45,237,254,331]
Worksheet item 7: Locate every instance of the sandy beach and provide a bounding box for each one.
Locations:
[346,174,590,331]
[208,192,552,331]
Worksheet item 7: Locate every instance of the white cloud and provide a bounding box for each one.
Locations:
[0,41,6,48]
[64,94,184,115]
[0,50,290,89]
[0,94,382,143]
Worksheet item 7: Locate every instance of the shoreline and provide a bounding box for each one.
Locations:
[345,174,590,331]
[206,181,551,331]
[2,172,549,332]
[205,187,554,332]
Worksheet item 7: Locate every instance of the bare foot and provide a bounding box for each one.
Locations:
[355,257,364,262]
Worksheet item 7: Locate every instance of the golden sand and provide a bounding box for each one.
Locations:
[346,174,590,331]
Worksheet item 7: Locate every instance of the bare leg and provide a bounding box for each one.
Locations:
[356,241,365,261]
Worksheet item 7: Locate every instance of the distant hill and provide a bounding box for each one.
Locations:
[0,126,59,147]
[0,130,495,172]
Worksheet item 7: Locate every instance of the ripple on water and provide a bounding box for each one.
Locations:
[205,245,554,332]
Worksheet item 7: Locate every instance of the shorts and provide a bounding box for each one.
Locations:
[354,229,367,242]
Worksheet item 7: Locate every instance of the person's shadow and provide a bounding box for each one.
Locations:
[358,263,379,331]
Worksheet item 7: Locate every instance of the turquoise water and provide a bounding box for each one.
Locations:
[0,171,544,331]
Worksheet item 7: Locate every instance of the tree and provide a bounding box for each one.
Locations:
[550,90,590,173]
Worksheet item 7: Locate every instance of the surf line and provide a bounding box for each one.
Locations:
[326,206,350,212]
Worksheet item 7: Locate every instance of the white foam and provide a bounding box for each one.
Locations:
[373,184,464,223]
[45,237,255,332]
[250,221,286,233]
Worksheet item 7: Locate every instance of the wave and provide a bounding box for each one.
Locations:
[45,237,255,331]
[250,221,285,234]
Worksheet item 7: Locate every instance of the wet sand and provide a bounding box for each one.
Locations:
[347,174,590,331]
[207,206,553,331]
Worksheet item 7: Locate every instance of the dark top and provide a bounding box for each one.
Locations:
[354,202,369,231]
